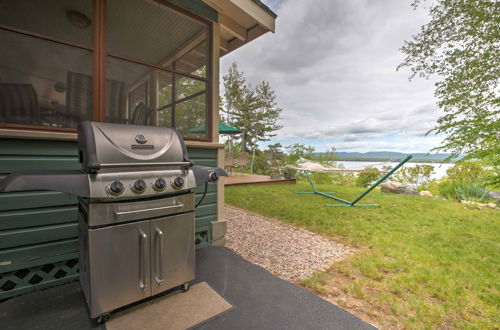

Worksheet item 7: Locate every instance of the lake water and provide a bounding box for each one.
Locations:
[334,161,454,180]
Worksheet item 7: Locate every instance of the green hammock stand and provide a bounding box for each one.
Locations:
[296,155,413,207]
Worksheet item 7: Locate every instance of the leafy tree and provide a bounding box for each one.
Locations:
[267,142,285,156]
[221,63,283,152]
[479,150,500,187]
[398,0,499,169]
[157,67,207,136]
[285,143,315,163]
[266,143,286,175]
[394,164,435,189]
[318,147,338,164]
[249,143,314,178]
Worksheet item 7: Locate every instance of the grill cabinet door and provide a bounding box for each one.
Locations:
[88,220,151,317]
[151,212,195,295]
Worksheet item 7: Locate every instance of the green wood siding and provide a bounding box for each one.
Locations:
[0,138,218,299]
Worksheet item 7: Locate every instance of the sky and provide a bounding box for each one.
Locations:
[220,0,446,153]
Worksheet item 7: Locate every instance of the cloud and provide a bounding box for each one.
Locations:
[221,0,440,153]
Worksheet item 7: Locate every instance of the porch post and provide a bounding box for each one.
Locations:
[211,21,226,246]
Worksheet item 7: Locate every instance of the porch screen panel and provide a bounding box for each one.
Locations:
[106,0,210,139]
[175,76,207,138]
[106,57,157,125]
[157,71,173,128]
[0,0,93,129]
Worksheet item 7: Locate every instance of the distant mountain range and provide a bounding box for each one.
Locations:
[311,151,463,163]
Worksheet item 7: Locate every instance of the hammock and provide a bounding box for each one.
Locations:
[296,155,413,207]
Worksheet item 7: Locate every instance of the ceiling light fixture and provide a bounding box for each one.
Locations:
[67,10,91,29]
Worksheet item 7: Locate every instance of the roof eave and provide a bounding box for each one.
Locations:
[202,0,277,56]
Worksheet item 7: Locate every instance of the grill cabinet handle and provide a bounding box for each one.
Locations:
[155,228,164,285]
[139,232,148,290]
[115,203,184,217]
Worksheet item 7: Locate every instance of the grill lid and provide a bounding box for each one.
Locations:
[0,121,227,200]
[78,121,190,173]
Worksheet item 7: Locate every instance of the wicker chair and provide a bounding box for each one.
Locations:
[224,153,234,173]
[130,102,153,125]
[233,152,248,171]
[0,83,40,125]
[66,72,124,127]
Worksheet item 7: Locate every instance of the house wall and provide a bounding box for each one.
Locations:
[0,0,229,300]
[0,138,218,299]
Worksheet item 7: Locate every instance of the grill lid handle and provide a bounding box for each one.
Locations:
[172,128,191,164]
[78,121,100,174]
[0,170,90,197]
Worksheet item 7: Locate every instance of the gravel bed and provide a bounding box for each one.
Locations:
[224,205,352,281]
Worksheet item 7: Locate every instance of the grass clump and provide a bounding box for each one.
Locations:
[439,181,489,202]
[453,182,489,202]
[301,272,330,294]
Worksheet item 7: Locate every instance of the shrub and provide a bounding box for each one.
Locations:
[446,161,485,184]
[356,168,380,187]
[323,163,357,186]
[424,179,440,195]
[438,180,457,199]
[283,167,299,179]
[308,172,333,184]
[394,164,434,189]
[331,172,357,186]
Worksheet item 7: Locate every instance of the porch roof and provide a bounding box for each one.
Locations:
[203,0,277,55]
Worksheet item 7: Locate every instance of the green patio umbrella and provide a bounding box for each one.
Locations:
[188,122,241,134]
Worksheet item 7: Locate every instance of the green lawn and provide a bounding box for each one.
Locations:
[225,183,500,329]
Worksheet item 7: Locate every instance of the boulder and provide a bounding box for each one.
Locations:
[419,190,433,197]
[486,190,500,202]
[461,201,497,209]
[380,182,418,195]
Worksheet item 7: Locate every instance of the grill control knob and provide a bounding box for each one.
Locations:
[132,179,146,193]
[209,172,219,181]
[172,177,184,189]
[154,178,166,191]
[109,180,124,195]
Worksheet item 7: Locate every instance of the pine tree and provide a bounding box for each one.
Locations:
[221,63,282,152]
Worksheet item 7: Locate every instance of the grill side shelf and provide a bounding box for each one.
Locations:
[0,170,90,197]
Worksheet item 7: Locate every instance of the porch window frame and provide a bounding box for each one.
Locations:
[0,0,213,141]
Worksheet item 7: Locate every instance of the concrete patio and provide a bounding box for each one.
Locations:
[0,247,375,330]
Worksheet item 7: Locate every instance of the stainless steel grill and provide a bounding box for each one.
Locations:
[0,121,226,322]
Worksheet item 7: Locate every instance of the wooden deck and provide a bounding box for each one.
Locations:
[224,174,296,186]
